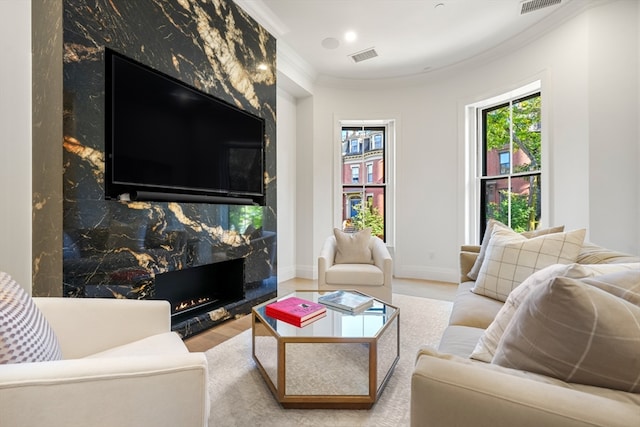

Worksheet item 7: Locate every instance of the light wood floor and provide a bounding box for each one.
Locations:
[184,277,457,352]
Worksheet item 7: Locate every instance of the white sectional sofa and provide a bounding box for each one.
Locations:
[0,297,209,427]
[411,235,640,427]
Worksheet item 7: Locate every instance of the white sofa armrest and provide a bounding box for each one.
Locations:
[318,236,337,286]
[411,351,640,427]
[34,297,171,359]
[0,353,209,427]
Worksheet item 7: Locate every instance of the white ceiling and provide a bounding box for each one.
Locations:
[235,0,601,81]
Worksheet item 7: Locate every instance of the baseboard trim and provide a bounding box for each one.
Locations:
[394,265,457,283]
[276,266,297,283]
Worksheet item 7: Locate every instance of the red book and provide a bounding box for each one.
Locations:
[265,296,327,326]
[282,310,327,328]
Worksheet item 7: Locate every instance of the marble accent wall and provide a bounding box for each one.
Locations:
[59,0,277,335]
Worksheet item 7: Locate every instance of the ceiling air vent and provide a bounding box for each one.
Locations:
[350,48,378,63]
[520,0,561,14]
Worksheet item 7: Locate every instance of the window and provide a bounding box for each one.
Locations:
[373,134,382,149]
[479,92,542,237]
[499,151,510,174]
[351,165,360,183]
[341,126,386,240]
[366,163,373,183]
[350,139,359,154]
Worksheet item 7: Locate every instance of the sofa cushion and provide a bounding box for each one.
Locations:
[493,275,640,393]
[470,262,639,362]
[325,263,383,286]
[467,219,565,280]
[471,227,585,302]
[437,325,486,358]
[0,272,62,364]
[333,228,373,264]
[449,282,503,329]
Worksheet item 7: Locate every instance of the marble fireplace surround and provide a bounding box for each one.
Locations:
[60,0,277,338]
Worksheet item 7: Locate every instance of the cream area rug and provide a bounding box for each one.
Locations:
[205,294,452,427]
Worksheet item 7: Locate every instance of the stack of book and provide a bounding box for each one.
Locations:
[265,296,327,327]
[318,290,374,314]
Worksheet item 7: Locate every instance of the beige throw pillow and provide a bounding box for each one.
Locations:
[470,262,640,362]
[333,228,373,264]
[467,219,564,281]
[470,227,585,302]
[0,272,62,364]
[492,276,640,393]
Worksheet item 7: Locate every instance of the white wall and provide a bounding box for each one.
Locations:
[278,0,639,283]
[276,87,297,281]
[0,1,32,291]
[587,0,639,253]
[294,96,315,278]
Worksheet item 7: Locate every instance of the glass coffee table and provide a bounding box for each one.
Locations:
[252,290,399,409]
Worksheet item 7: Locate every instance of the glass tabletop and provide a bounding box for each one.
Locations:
[253,290,398,339]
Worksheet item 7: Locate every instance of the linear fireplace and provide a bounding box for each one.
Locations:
[155,259,245,326]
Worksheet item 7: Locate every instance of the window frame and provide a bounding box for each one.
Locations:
[335,118,396,246]
[463,80,547,245]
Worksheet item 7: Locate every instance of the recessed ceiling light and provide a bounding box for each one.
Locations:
[321,37,340,49]
[345,31,357,42]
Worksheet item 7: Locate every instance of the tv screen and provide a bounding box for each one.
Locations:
[105,48,265,205]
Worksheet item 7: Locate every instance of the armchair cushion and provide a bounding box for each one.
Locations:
[85,331,187,358]
[325,263,384,286]
[333,228,373,264]
[0,272,62,364]
[34,297,171,359]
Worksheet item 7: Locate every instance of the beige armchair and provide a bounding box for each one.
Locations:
[0,297,209,427]
[318,234,393,302]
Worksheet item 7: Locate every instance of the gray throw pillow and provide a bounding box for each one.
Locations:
[470,263,639,362]
[493,275,640,392]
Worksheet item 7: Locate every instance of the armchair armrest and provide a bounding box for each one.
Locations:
[34,298,171,359]
[0,353,209,427]
[412,350,639,427]
[318,236,337,286]
[371,237,393,286]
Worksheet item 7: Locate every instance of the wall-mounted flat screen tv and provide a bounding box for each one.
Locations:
[105,48,265,205]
